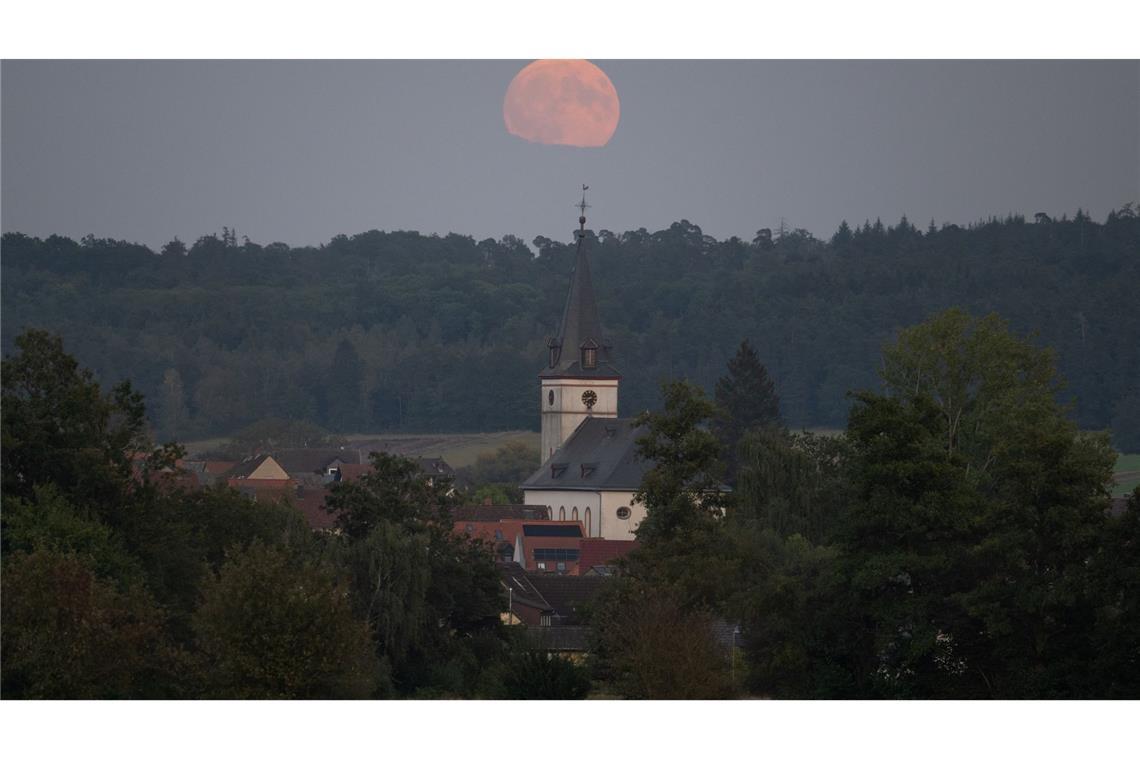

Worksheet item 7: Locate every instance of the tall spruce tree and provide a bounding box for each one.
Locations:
[714,339,782,478]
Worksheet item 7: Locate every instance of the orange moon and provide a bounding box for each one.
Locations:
[503,60,620,148]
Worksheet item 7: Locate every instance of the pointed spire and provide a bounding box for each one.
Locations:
[540,186,620,379]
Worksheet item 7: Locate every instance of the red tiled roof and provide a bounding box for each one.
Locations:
[293,486,338,531]
[455,518,528,548]
[203,460,237,475]
[577,538,638,573]
[227,477,294,491]
[336,463,373,482]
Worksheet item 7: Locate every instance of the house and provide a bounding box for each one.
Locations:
[578,537,638,575]
[455,518,586,573]
[521,206,654,539]
[453,502,549,522]
[513,521,585,575]
[496,562,608,658]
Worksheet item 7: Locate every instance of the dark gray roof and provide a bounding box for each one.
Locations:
[525,625,593,652]
[521,417,651,492]
[499,563,553,612]
[453,504,549,522]
[415,457,454,477]
[270,448,361,474]
[525,574,608,624]
[539,231,621,379]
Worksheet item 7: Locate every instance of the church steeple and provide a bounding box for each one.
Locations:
[542,186,620,379]
[538,186,621,463]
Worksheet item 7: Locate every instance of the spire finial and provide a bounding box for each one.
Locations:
[576,184,590,235]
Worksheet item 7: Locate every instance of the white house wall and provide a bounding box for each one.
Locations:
[523,488,642,540]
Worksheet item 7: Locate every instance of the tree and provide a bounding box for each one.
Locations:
[158,367,189,441]
[456,440,538,502]
[880,309,1057,468]
[591,586,734,699]
[713,339,782,478]
[326,452,453,539]
[1,549,177,699]
[1,330,149,509]
[327,338,365,432]
[633,380,728,547]
[160,237,187,257]
[499,649,591,700]
[734,428,850,544]
[842,310,1117,697]
[193,542,383,699]
[323,452,506,696]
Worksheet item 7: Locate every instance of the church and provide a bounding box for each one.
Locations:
[520,196,652,540]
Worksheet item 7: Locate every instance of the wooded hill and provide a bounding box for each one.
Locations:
[2,207,1137,450]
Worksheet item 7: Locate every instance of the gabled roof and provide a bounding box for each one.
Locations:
[269,448,362,475]
[521,417,651,491]
[498,562,553,613]
[292,486,339,531]
[539,231,621,379]
[415,457,455,477]
[578,538,638,570]
[223,454,284,480]
[525,574,608,624]
[525,625,592,652]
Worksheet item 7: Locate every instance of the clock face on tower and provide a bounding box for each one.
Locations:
[582,390,598,409]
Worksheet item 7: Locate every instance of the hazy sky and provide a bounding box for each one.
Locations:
[3,60,1137,250]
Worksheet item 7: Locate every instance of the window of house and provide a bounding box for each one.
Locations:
[582,346,597,369]
[616,507,631,520]
[559,506,566,520]
[572,507,579,521]
[556,562,567,573]
[536,562,547,571]
[494,529,503,540]
[585,507,592,536]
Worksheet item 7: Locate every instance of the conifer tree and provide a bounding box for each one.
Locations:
[713,339,782,476]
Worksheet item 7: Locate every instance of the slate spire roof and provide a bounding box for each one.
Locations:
[540,198,621,379]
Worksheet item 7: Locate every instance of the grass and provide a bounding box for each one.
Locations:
[343,431,539,469]
[1114,453,1140,498]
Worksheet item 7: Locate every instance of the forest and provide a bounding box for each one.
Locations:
[1,206,1138,451]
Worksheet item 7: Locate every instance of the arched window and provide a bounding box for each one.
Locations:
[584,507,592,537]
[616,507,631,520]
[572,507,579,522]
[559,506,566,521]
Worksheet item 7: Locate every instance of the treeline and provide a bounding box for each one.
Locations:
[594,310,1139,698]
[2,207,1138,450]
[4,313,1138,699]
[0,331,589,698]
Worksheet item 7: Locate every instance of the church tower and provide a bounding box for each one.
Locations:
[539,187,621,464]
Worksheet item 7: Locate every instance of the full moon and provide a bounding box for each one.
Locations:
[503,60,620,148]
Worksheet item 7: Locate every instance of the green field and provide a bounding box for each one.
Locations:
[1114,453,1140,497]
[183,430,539,469]
[343,431,539,469]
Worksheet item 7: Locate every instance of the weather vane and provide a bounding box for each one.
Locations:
[576,184,590,233]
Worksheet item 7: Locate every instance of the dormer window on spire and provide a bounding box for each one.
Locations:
[580,338,599,370]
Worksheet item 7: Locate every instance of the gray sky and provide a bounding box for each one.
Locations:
[3,60,1137,250]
